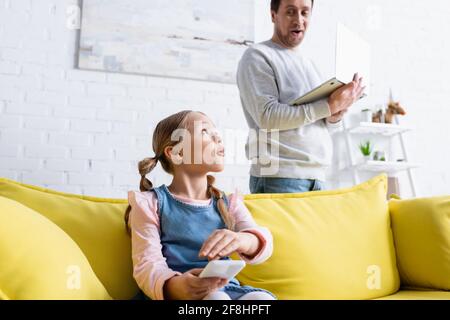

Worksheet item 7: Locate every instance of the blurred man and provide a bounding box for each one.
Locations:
[237,0,365,193]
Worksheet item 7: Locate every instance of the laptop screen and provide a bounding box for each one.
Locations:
[335,23,371,95]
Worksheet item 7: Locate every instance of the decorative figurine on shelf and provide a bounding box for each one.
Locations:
[372,90,407,124]
[385,101,406,124]
[372,105,385,123]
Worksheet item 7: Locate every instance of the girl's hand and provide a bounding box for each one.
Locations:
[199,229,260,261]
[163,268,227,300]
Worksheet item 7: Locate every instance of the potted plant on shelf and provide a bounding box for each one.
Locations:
[359,141,373,162]
[373,151,387,162]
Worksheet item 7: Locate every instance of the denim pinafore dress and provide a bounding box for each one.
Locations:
[152,184,274,300]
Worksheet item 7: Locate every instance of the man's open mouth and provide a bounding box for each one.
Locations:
[291,30,303,36]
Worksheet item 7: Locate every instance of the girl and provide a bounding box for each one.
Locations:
[125,110,275,300]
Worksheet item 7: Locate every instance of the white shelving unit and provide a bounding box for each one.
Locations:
[342,118,418,197]
[354,161,419,174]
[347,122,411,136]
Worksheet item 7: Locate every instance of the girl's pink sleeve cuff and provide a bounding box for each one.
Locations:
[238,227,273,265]
[228,190,274,265]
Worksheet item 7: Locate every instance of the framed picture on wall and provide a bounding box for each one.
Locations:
[78,0,255,83]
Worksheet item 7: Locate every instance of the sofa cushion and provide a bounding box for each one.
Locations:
[389,196,450,291]
[237,174,400,300]
[0,196,111,300]
[0,178,139,300]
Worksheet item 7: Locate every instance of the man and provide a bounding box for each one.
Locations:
[237,0,365,194]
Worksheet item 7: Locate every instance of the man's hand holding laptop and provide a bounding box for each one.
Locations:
[327,73,365,124]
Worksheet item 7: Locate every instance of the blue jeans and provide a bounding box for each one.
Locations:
[249,176,325,194]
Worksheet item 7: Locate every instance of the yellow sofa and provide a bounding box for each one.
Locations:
[0,175,449,300]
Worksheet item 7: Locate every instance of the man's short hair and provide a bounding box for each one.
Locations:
[271,0,314,12]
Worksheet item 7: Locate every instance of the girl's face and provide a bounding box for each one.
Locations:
[168,112,225,174]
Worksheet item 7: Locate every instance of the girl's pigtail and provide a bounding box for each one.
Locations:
[125,156,159,234]
[138,157,158,191]
[207,174,235,230]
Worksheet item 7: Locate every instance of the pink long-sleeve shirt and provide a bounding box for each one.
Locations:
[127,188,273,300]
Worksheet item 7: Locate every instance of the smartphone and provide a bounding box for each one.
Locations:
[199,260,246,280]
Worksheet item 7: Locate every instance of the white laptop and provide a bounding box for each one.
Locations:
[290,23,371,106]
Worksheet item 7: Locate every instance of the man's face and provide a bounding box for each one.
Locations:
[272,0,313,49]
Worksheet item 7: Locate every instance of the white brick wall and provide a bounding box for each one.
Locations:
[0,0,449,198]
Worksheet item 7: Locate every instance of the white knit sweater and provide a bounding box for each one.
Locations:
[237,40,342,181]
